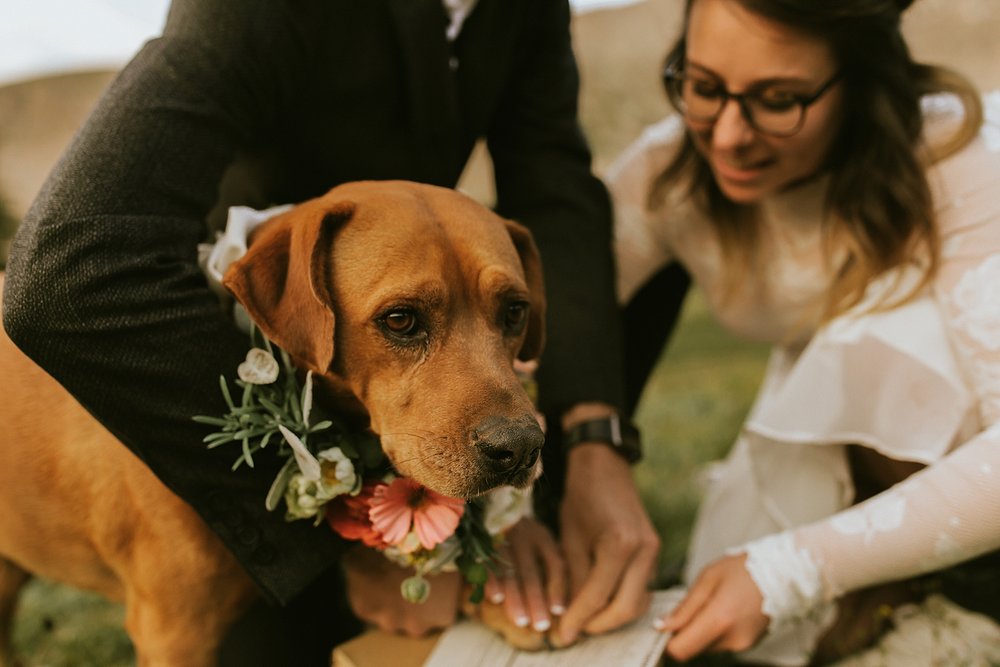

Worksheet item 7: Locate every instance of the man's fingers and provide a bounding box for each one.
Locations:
[560,528,592,598]
[554,542,627,645]
[582,536,657,635]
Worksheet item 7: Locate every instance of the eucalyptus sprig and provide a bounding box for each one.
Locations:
[194,327,385,515]
[193,333,331,470]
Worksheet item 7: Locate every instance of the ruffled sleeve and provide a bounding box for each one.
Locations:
[739,92,1000,627]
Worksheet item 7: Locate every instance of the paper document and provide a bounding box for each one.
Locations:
[423,588,686,667]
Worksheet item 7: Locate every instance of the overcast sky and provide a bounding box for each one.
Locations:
[0,0,643,86]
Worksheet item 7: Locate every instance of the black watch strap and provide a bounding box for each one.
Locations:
[563,414,642,464]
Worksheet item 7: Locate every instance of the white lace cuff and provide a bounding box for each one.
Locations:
[729,532,825,625]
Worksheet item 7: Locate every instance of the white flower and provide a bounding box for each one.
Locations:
[284,474,328,520]
[398,531,424,555]
[282,447,356,521]
[238,348,280,384]
[949,255,1000,351]
[483,486,533,535]
[384,535,462,572]
[317,447,357,497]
[278,425,321,481]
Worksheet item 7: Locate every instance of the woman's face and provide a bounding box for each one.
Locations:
[684,0,846,203]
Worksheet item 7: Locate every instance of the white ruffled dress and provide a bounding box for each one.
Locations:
[609,93,1000,665]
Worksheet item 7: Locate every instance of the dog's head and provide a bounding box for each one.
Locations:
[223,181,546,498]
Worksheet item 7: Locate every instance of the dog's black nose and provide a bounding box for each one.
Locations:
[473,414,544,478]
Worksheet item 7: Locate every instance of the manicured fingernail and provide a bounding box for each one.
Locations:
[550,603,566,615]
[533,619,551,632]
[515,615,530,628]
[491,592,505,604]
[652,617,666,631]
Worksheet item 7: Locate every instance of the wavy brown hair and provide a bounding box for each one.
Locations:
[650,0,983,320]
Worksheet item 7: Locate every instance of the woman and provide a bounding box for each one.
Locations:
[609,0,1000,663]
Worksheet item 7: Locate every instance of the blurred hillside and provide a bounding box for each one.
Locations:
[0,0,998,234]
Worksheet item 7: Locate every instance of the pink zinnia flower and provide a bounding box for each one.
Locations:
[368,477,465,550]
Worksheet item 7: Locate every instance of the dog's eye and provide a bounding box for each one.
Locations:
[504,302,529,332]
[382,309,420,336]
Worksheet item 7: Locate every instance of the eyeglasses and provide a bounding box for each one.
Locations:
[662,65,843,137]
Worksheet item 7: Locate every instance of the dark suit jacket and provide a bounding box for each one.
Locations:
[3,0,624,604]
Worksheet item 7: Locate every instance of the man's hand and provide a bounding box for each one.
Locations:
[555,442,660,646]
[657,553,768,661]
[342,545,462,637]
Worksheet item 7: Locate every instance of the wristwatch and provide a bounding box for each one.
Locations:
[562,414,643,464]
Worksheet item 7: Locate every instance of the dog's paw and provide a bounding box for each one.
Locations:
[462,597,575,652]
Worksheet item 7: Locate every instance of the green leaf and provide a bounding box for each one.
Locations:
[266,458,297,511]
[258,397,285,418]
[288,388,303,423]
[309,420,333,433]
[337,439,359,459]
[242,438,254,468]
[466,583,485,604]
[241,381,253,408]
[357,434,385,469]
[260,430,275,450]
[463,562,489,586]
[220,376,235,409]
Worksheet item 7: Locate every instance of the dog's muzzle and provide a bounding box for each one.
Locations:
[472,414,544,487]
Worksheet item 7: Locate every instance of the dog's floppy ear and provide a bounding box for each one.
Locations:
[223,201,353,374]
[504,219,546,361]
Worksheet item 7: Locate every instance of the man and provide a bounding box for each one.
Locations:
[3,0,657,662]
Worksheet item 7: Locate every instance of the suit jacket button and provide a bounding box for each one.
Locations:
[253,543,276,565]
[236,524,261,548]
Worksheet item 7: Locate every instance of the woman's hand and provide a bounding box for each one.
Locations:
[657,553,769,661]
[342,545,463,637]
[484,517,567,634]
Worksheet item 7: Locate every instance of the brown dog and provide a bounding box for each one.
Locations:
[0,181,546,666]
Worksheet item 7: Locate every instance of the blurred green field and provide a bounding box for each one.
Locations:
[633,292,769,582]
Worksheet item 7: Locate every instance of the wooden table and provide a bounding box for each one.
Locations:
[332,629,440,667]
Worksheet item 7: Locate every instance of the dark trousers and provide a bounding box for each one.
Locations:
[218,565,362,667]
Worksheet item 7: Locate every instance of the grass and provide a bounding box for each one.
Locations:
[8,290,767,666]
[10,581,133,666]
[633,291,769,581]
